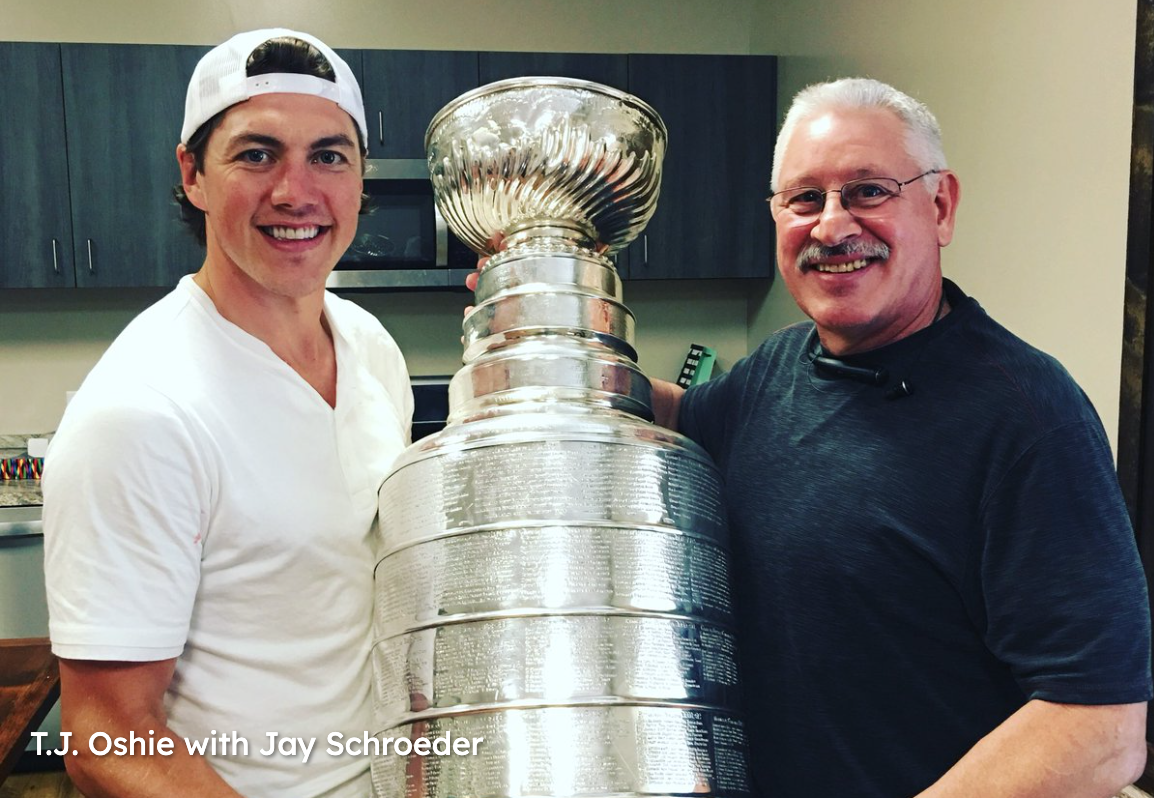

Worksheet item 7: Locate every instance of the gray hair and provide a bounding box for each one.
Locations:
[771,78,947,192]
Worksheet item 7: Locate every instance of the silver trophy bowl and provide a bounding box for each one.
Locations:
[425,77,666,256]
[372,78,751,797]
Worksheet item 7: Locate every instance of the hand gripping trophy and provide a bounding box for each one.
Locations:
[371,77,753,797]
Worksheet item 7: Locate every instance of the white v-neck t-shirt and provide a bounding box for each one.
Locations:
[44,276,412,797]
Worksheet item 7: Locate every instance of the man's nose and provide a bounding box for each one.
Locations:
[271,162,318,207]
[810,191,861,246]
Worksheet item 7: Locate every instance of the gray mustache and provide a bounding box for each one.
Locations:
[797,241,890,270]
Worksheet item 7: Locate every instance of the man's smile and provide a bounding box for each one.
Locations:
[812,258,872,274]
[798,240,890,274]
[260,224,326,241]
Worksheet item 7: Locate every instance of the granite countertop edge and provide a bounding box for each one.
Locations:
[0,483,43,508]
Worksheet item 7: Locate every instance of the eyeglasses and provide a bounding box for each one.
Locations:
[768,170,940,218]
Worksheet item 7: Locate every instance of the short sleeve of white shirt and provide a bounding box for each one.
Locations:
[44,388,211,661]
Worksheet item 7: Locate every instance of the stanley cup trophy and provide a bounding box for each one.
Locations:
[371,77,752,797]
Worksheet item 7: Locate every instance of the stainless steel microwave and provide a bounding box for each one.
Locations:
[326,159,475,289]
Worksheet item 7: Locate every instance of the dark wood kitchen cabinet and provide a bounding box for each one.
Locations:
[479,52,628,90]
[61,44,208,287]
[624,54,777,280]
[0,43,75,288]
[361,50,479,159]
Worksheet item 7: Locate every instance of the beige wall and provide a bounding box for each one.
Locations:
[0,0,758,51]
[0,0,765,434]
[751,0,1138,450]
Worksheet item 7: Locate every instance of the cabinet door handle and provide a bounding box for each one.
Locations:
[433,204,448,267]
[86,239,95,275]
[643,234,648,266]
[378,111,384,147]
[51,239,60,275]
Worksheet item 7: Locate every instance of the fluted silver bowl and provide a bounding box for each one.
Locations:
[425,77,667,255]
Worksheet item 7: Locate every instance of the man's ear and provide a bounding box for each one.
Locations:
[176,144,207,212]
[934,170,961,247]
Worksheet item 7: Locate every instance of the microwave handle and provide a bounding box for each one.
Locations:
[434,204,448,267]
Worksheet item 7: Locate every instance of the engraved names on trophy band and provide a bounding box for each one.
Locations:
[374,526,734,633]
[371,616,740,720]
[379,440,726,549]
[371,707,750,796]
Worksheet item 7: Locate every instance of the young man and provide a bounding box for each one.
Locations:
[42,29,412,797]
[654,78,1152,796]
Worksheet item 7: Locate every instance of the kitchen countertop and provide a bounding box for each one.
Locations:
[0,483,42,509]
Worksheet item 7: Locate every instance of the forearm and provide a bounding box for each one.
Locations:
[917,700,1146,798]
[650,377,684,431]
[59,659,242,798]
[65,715,242,798]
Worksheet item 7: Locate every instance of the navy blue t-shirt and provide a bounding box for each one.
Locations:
[680,280,1152,796]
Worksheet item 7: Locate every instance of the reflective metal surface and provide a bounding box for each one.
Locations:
[450,338,653,421]
[472,253,622,305]
[373,615,740,720]
[374,521,734,634]
[425,77,667,256]
[462,289,637,364]
[374,78,750,796]
[371,706,750,797]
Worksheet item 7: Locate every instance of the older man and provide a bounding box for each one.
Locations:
[43,29,412,797]
[653,78,1152,796]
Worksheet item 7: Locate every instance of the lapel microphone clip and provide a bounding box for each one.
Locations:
[813,356,888,386]
[812,356,915,401]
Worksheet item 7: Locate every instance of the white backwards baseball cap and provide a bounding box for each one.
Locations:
[180,28,367,147]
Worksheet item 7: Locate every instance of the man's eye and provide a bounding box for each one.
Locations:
[786,189,823,211]
[847,182,894,203]
[238,150,270,164]
[315,151,347,166]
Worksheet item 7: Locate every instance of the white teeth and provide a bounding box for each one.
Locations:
[267,226,320,240]
[814,258,869,274]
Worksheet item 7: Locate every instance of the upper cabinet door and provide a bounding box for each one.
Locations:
[479,52,628,91]
[0,43,75,288]
[61,44,208,288]
[362,50,479,159]
[626,54,777,280]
